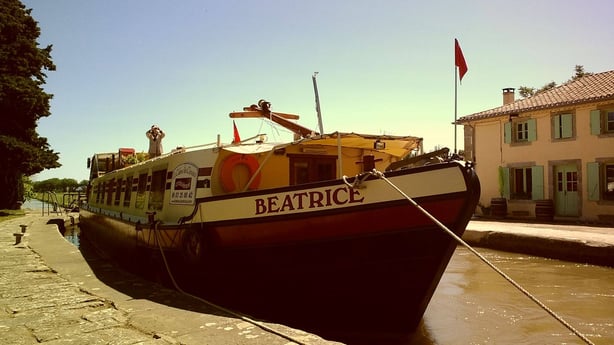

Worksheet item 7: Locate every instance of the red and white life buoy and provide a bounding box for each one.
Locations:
[220,154,261,192]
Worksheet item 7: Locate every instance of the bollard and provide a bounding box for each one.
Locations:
[13,233,23,245]
[20,224,27,233]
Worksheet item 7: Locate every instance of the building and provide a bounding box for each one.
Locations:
[456,70,614,223]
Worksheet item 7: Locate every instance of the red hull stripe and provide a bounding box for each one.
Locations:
[209,195,467,247]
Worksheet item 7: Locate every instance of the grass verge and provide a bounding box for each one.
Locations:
[0,209,26,223]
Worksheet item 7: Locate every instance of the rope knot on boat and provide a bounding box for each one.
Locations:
[342,169,380,189]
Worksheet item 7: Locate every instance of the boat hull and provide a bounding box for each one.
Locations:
[80,161,480,339]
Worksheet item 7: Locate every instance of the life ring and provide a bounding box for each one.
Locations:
[220,154,261,192]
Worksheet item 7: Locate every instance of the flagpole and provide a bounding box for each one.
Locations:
[454,59,458,154]
[453,38,467,155]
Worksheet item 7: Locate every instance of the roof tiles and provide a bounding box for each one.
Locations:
[457,69,614,123]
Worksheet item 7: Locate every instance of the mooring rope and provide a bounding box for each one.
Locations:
[151,223,310,345]
[351,169,596,345]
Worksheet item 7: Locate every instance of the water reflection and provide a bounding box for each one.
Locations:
[63,224,80,247]
[422,247,614,345]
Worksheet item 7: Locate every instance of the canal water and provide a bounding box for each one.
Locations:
[413,247,614,345]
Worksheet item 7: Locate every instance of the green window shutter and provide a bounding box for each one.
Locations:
[527,118,537,141]
[587,162,600,201]
[504,122,511,144]
[553,115,561,139]
[531,165,544,200]
[590,110,601,135]
[499,166,510,199]
[561,113,573,138]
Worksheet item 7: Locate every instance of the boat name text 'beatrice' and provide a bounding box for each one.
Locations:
[255,186,364,215]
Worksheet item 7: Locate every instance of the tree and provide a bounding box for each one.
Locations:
[519,81,557,98]
[519,65,591,99]
[0,0,60,209]
[568,64,593,82]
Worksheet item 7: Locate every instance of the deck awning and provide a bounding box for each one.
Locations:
[300,132,422,158]
[222,143,278,154]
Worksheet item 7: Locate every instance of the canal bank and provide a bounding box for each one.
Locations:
[0,213,341,345]
[463,219,614,267]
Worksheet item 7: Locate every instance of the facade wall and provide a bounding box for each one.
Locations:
[466,101,614,223]
[473,119,504,206]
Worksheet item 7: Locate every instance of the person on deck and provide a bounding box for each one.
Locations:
[146,125,165,158]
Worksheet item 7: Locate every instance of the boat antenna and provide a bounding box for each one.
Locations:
[312,72,324,134]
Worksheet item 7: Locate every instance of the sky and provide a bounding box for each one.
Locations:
[22,0,614,182]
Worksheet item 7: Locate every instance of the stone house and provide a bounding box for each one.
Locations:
[456,69,614,223]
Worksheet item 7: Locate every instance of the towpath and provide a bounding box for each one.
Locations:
[464,218,614,267]
[0,213,341,345]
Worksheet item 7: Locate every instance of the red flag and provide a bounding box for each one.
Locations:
[232,120,241,143]
[455,38,468,82]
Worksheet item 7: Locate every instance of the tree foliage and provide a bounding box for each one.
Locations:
[32,178,87,193]
[519,65,592,99]
[0,0,60,208]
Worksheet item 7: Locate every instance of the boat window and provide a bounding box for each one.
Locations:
[148,169,167,211]
[101,182,106,204]
[114,179,122,206]
[288,154,337,185]
[106,179,114,205]
[123,176,133,207]
[95,183,101,204]
[135,172,148,209]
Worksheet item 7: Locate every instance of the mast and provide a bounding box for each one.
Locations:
[312,72,324,134]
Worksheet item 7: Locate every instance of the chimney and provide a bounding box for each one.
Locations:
[502,88,515,105]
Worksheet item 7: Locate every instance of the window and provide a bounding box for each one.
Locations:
[114,179,122,206]
[123,176,133,207]
[607,164,614,200]
[516,122,529,141]
[135,173,148,209]
[95,183,101,203]
[288,154,337,185]
[512,167,532,199]
[553,113,574,139]
[500,165,543,200]
[588,161,614,201]
[590,108,614,135]
[100,182,106,204]
[106,179,115,205]
[148,169,167,210]
[504,118,536,144]
[558,170,578,192]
